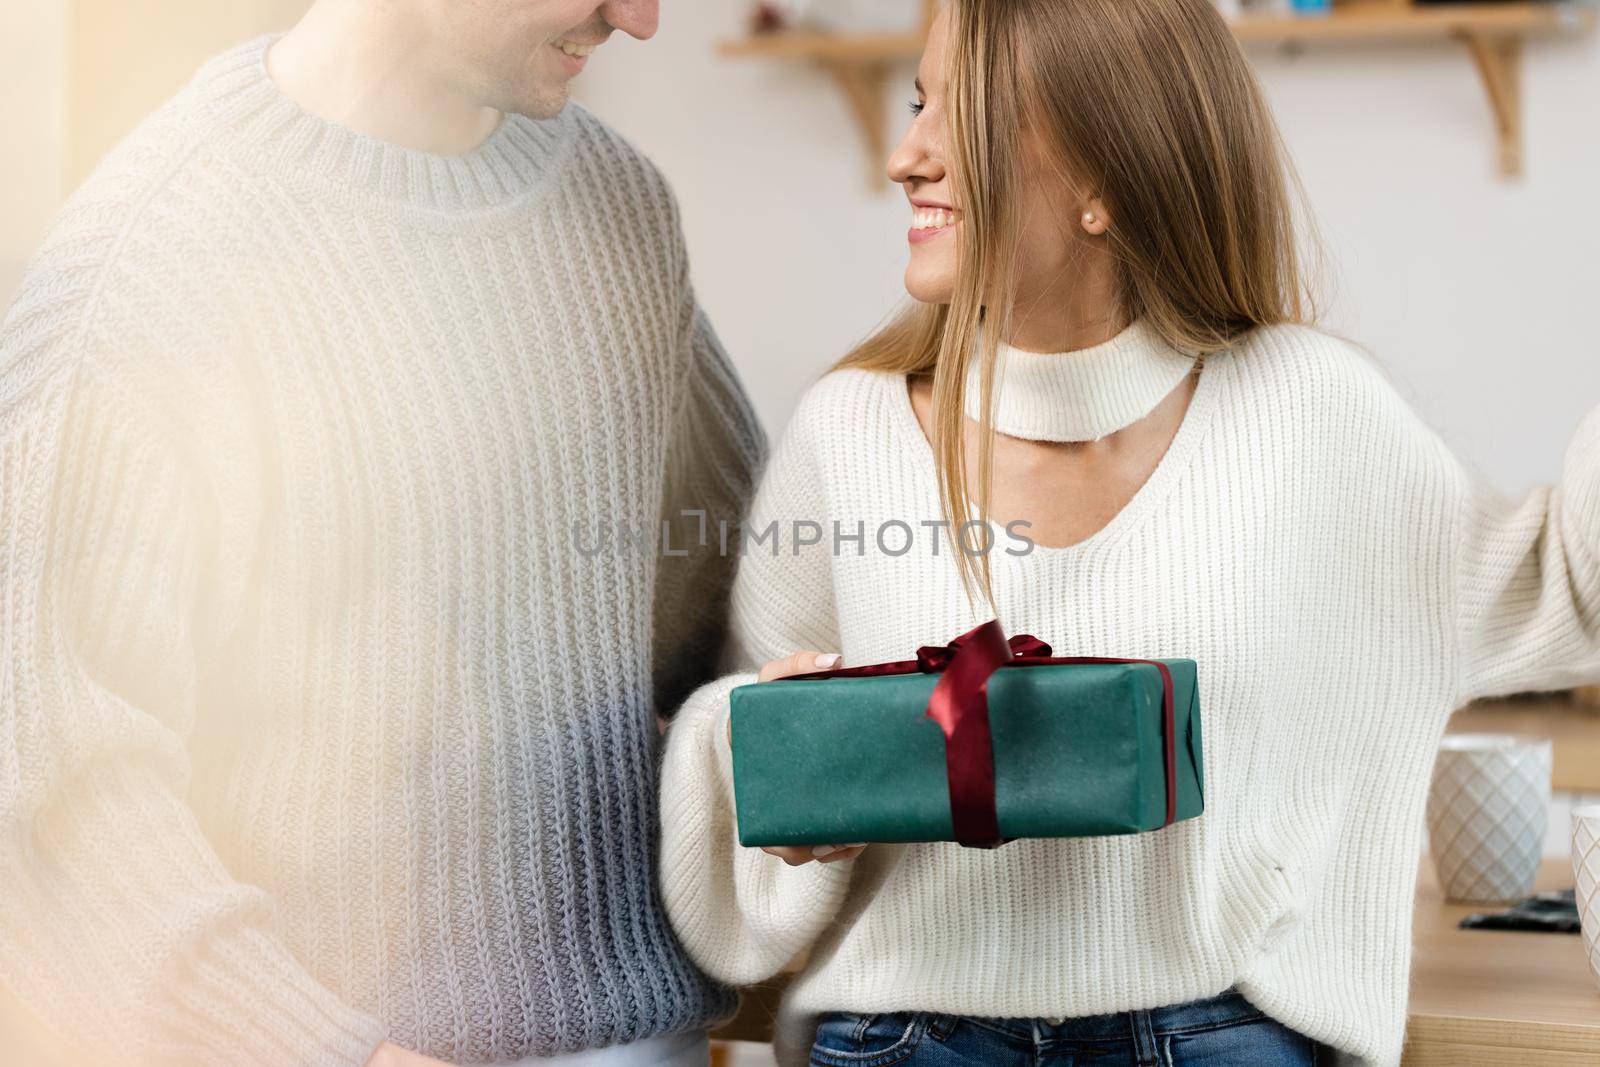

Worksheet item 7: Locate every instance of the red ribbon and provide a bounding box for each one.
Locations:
[790,620,1179,848]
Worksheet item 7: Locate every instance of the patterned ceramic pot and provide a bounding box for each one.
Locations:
[1426,733,1551,904]
[1573,804,1600,992]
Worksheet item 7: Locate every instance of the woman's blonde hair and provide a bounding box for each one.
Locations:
[836,0,1315,606]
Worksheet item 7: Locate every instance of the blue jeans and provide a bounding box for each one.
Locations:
[809,987,1327,1066]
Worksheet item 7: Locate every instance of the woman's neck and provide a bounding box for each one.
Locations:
[1004,312,1126,355]
[1002,251,1126,354]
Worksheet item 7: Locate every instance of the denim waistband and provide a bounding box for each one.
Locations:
[955,987,1261,1042]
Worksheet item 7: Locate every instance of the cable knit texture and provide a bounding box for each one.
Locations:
[0,34,759,1065]
[659,325,1600,1067]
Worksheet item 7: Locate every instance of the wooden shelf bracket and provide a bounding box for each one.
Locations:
[1461,32,1524,179]
[820,60,892,191]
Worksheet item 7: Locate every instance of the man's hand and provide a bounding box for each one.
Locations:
[738,650,868,868]
[365,1042,456,1067]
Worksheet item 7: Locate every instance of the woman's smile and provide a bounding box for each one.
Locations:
[909,199,960,244]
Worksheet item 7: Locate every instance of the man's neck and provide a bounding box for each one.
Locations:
[266,0,502,156]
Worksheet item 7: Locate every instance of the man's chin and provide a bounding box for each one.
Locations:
[519,90,571,122]
[500,75,572,122]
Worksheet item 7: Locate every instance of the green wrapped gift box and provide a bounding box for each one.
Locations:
[729,621,1204,848]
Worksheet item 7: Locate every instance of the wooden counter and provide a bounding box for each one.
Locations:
[1448,697,1600,794]
[1404,857,1599,1065]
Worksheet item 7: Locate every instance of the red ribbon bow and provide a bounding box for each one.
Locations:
[794,620,1179,848]
[914,631,1052,672]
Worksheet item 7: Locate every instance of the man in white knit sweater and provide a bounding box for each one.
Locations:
[0,2,761,1066]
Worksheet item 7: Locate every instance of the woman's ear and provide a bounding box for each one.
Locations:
[1079,196,1110,236]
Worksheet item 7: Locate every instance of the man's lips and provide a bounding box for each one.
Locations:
[551,38,603,75]
[554,38,603,58]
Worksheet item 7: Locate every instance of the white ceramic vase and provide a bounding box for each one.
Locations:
[1574,803,1600,992]
[1426,734,1551,903]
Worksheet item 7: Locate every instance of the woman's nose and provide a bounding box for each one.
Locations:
[888,123,941,187]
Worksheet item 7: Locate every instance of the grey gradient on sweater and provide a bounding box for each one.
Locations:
[0,34,760,1066]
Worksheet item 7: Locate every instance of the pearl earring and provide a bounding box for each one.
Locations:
[1082,211,1098,228]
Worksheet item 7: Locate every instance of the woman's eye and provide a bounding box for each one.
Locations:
[908,100,926,117]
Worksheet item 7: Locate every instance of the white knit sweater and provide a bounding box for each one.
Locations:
[658,323,1600,1067]
[0,35,760,1065]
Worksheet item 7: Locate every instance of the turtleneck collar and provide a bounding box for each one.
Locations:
[189,34,577,218]
[965,320,1200,443]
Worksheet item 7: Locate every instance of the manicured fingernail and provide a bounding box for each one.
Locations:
[814,653,841,669]
[813,845,840,857]
[844,843,867,849]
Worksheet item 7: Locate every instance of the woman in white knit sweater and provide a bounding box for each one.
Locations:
[659,2,1600,1065]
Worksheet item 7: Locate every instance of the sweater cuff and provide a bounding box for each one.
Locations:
[712,679,856,945]
[1561,405,1600,549]
[171,924,389,1067]
[660,673,857,985]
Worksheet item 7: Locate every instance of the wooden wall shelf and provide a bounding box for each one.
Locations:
[717,1,1596,185]
[1234,1,1594,44]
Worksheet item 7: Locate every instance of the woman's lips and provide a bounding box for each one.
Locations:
[908,205,959,245]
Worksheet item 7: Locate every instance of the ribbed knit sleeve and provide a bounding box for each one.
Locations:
[724,386,843,671]
[658,675,855,986]
[651,291,766,717]
[1453,404,1600,703]
[659,387,857,987]
[0,305,388,1064]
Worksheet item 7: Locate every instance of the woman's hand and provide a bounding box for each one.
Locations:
[736,650,868,867]
[724,650,843,746]
[757,650,841,683]
[764,841,869,865]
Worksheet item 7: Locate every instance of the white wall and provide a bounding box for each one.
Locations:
[579,2,1600,499]
[5,3,1596,500]
[0,1,312,304]
[576,3,916,447]
[0,3,67,301]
